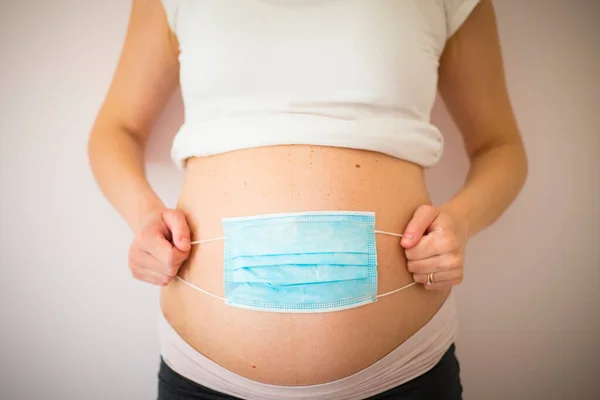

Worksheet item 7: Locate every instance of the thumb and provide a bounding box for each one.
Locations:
[401,205,439,248]
[162,209,191,253]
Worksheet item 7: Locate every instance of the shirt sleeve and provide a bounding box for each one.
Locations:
[161,0,179,34]
[443,0,480,39]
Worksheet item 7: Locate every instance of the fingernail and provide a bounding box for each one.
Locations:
[403,233,415,240]
[180,238,190,250]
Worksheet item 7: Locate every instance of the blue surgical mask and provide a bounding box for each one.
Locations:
[180,211,416,313]
[222,211,377,312]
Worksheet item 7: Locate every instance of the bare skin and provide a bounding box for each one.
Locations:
[163,147,448,384]
[88,0,527,386]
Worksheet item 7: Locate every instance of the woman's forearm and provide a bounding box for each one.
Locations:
[88,122,165,233]
[440,141,528,240]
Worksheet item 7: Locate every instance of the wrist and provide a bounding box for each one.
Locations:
[439,202,473,241]
[131,196,165,233]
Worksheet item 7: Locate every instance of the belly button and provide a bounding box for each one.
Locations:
[355,164,361,168]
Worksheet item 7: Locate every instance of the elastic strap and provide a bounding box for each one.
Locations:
[182,229,412,301]
[190,236,225,245]
[190,229,402,245]
[376,281,417,297]
[176,276,225,300]
[374,229,403,238]
[175,276,416,301]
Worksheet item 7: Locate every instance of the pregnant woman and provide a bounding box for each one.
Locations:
[88,0,527,399]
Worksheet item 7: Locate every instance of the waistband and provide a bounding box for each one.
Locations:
[158,292,458,400]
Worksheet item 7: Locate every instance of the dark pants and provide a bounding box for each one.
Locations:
[158,344,462,400]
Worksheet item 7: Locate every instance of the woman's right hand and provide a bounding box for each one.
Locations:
[128,209,192,286]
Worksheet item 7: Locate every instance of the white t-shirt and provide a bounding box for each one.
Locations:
[162,0,480,168]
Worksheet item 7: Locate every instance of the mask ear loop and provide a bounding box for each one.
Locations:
[377,282,417,297]
[182,229,417,301]
[176,276,225,300]
[190,236,226,245]
[372,230,418,296]
[190,230,402,244]
[178,236,227,299]
[373,229,403,238]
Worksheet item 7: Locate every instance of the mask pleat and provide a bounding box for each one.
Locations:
[230,279,373,303]
[224,219,370,256]
[233,264,369,285]
[222,211,378,312]
[231,252,369,269]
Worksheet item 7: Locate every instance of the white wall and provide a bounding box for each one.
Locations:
[1,1,598,399]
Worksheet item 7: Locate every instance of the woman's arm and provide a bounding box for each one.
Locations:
[437,0,528,239]
[88,0,191,286]
[402,0,527,289]
[88,0,179,233]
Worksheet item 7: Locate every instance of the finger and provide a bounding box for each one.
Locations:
[132,250,177,277]
[131,265,171,286]
[413,270,463,288]
[142,266,173,286]
[141,229,175,268]
[404,234,438,260]
[412,269,461,284]
[405,229,458,260]
[407,253,462,274]
[424,278,463,290]
[147,241,187,276]
[401,205,439,249]
[162,210,191,252]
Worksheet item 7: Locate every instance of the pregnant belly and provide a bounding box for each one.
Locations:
[160,145,449,385]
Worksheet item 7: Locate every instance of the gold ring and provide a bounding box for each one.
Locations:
[427,272,435,285]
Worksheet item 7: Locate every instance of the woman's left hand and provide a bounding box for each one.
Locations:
[400,205,469,290]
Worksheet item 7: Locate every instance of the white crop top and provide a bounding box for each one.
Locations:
[161,0,480,168]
